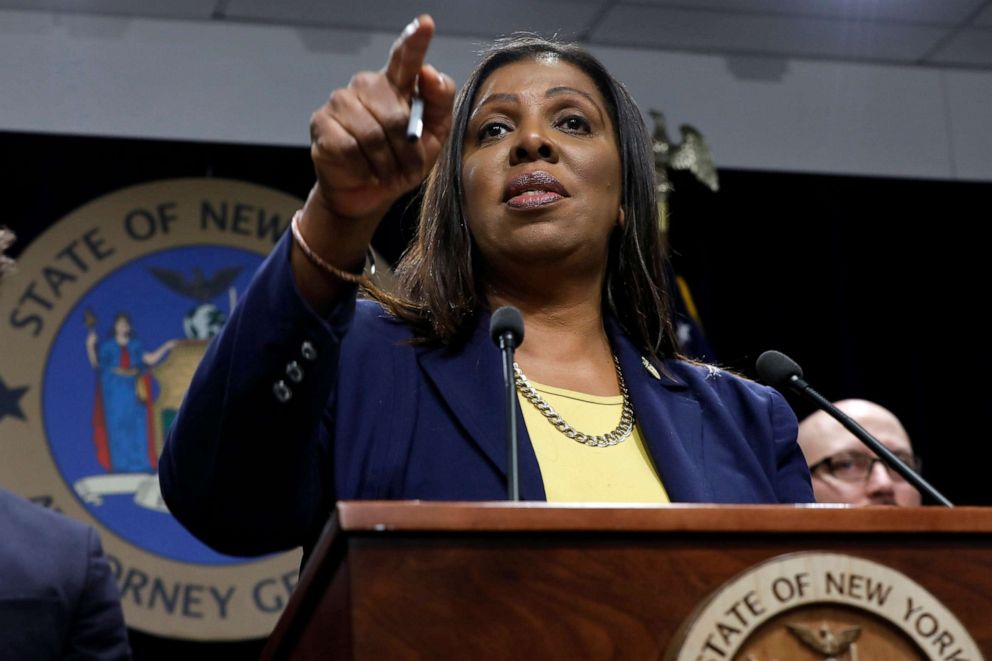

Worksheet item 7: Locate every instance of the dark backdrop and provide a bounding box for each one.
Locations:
[3,131,988,658]
[665,167,989,510]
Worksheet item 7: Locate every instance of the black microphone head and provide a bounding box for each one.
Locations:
[489,306,524,348]
[756,350,803,388]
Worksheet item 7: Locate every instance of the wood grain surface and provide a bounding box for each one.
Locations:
[265,503,992,659]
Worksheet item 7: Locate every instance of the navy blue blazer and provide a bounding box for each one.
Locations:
[0,488,130,660]
[160,234,812,557]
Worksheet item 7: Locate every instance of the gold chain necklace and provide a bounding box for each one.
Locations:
[513,355,635,447]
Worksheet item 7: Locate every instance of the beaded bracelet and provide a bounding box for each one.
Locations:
[289,209,375,284]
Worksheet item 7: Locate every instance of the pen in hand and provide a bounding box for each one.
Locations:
[406,89,424,142]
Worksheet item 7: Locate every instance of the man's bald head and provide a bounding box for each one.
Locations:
[797,399,921,507]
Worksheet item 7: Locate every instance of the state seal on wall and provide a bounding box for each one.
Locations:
[0,178,307,640]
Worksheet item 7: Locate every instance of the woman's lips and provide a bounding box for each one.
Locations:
[503,170,569,209]
[506,190,564,208]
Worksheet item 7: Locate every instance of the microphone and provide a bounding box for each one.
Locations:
[490,306,525,349]
[490,306,525,501]
[756,350,953,507]
[755,350,805,391]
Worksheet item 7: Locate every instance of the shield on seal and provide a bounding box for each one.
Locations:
[148,339,209,459]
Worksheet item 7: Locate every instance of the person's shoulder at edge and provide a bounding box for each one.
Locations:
[656,358,797,437]
[0,488,131,660]
[1,486,98,566]
[660,359,777,398]
[659,360,813,503]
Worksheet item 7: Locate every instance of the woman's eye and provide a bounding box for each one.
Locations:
[558,115,590,133]
[479,122,510,140]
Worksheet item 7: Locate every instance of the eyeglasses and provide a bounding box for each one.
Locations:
[809,451,920,483]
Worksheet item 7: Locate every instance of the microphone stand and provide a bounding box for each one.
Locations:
[498,333,520,501]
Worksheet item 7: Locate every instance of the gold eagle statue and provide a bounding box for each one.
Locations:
[650,110,719,233]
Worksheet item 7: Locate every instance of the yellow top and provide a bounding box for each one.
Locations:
[519,381,670,503]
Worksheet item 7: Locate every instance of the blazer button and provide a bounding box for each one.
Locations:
[301,341,318,361]
[273,380,292,403]
[286,361,304,383]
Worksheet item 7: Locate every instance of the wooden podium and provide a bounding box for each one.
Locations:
[262,503,992,659]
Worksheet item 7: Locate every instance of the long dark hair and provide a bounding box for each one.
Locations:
[371,35,680,359]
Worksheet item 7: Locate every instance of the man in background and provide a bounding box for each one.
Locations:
[797,399,921,507]
[1,227,130,660]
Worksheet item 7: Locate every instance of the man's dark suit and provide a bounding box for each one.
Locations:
[160,234,813,559]
[0,488,130,660]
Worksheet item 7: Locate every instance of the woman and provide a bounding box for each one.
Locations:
[160,16,812,558]
[86,313,176,473]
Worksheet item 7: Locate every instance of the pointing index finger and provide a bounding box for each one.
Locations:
[384,14,434,95]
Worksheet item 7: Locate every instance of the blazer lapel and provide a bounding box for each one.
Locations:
[607,319,714,502]
[416,313,711,503]
[416,313,546,501]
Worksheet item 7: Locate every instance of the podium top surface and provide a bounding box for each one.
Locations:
[264,502,992,659]
[336,501,992,534]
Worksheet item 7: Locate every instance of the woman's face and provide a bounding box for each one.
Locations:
[114,316,131,337]
[461,56,623,279]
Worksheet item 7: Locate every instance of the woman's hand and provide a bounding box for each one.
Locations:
[308,14,454,226]
[292,15,454,309]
